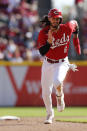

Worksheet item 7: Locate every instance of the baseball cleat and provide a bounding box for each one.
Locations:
[44,110,54,124]
[56,93,65,112]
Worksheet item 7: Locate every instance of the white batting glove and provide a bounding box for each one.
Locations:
[68,63,79,72]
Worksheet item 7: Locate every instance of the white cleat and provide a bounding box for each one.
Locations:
[44,110,54,124]
[56,93,65,112]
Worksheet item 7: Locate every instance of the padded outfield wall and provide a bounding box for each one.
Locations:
[0,61,87,106]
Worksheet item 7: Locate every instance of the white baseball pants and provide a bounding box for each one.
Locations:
[41,57,69,115]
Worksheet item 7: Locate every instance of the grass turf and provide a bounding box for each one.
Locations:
[0,107,87,123]
[0,107,86,116]
[57,118,87,123]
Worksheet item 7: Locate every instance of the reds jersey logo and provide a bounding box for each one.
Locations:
[51,33,69,49]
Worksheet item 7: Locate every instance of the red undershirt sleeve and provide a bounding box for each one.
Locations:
[73,37,81,55]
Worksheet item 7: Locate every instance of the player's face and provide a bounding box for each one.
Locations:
[49,17,60,29]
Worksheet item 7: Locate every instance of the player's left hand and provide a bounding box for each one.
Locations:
[68,63,79,72]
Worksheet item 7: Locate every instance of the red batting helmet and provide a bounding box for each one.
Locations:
[48,8,62,19]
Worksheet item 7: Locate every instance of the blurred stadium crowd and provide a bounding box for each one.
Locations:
[0,0,41,62]
[0,0,87,62]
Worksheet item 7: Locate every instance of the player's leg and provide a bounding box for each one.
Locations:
[41,60,54,123]
[53,57,69,112]
[56,83,65,112]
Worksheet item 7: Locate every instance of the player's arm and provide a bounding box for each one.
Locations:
[38,30,52,56]
[39,42,51,56]
[68,20,81,55]
[72,23,81,55]
[73,34,81,55]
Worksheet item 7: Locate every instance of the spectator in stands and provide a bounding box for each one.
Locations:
[4,39,17,61]
[7,0,21,12]
[11,46,23,62]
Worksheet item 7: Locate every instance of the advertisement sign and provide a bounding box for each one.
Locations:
[0,61,87,106]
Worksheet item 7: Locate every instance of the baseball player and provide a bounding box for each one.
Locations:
[38,8,81,124]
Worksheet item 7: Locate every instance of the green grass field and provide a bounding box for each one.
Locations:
[0,107,87,123]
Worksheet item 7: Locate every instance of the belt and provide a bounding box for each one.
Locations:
[45,57,64,64]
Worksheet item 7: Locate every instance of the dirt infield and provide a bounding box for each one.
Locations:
[0,117,87,131]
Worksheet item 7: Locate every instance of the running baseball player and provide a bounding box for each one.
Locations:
[38,8,81,124]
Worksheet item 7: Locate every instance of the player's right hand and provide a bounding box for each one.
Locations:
[47,30,53,44]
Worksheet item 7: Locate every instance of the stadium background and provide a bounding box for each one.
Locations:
[0,0,87,107]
